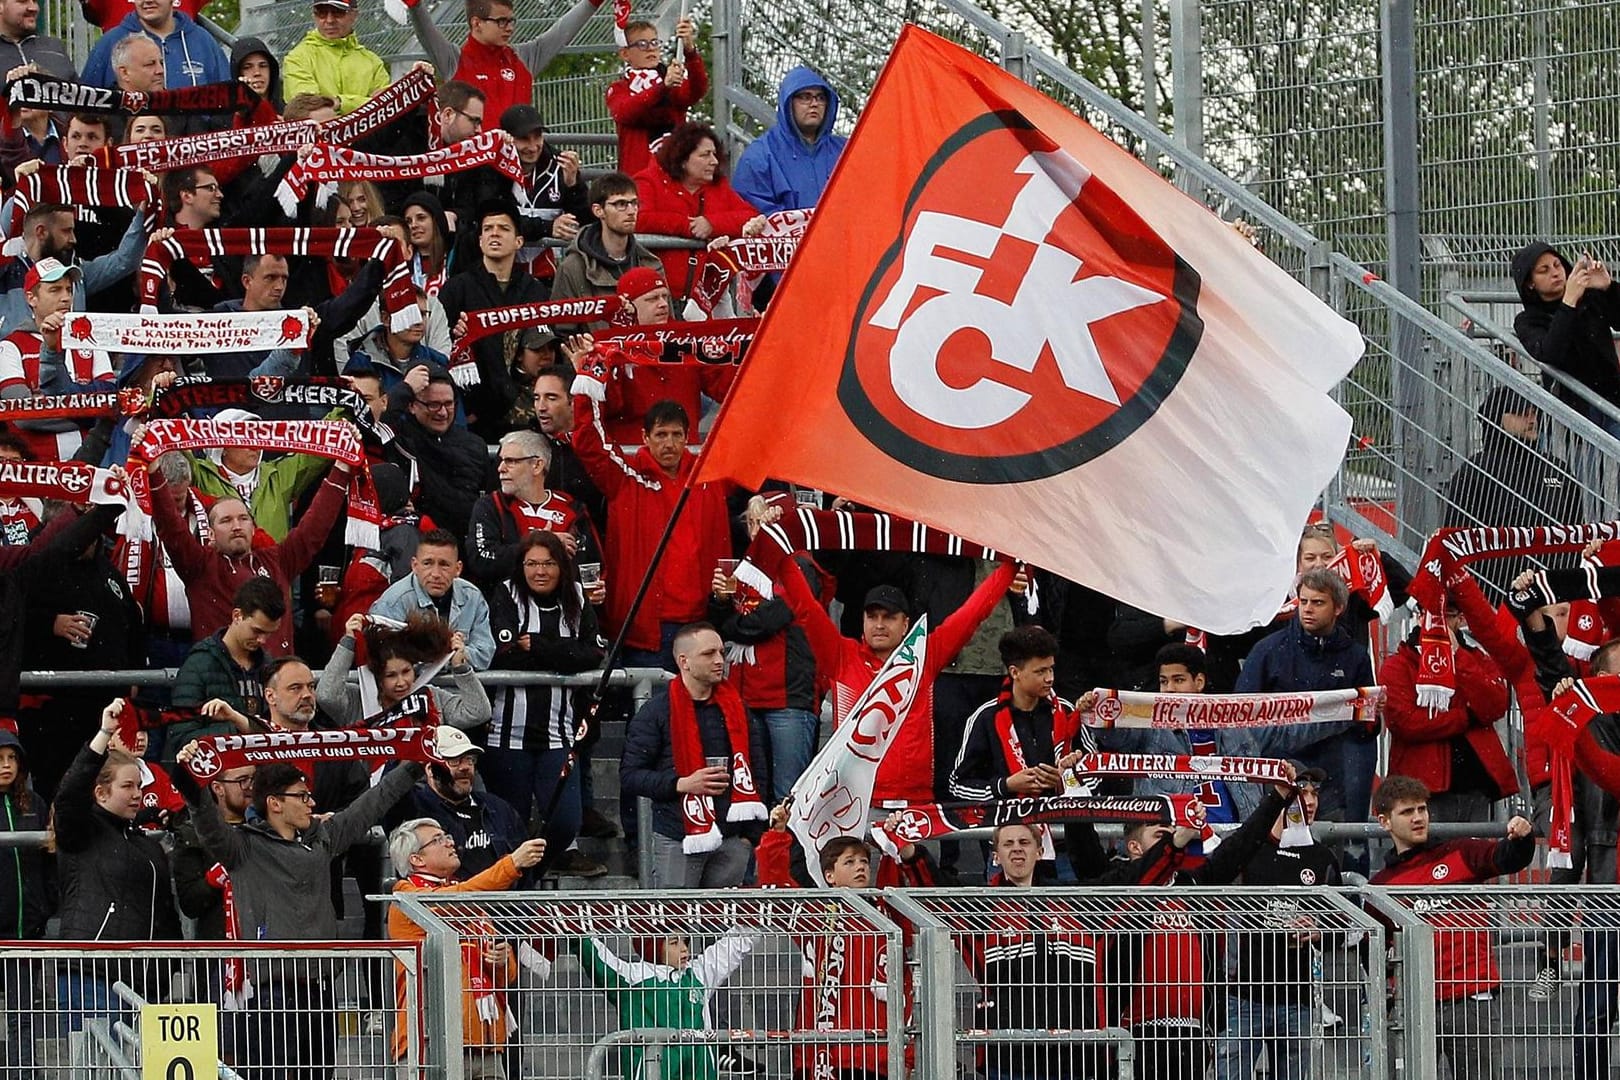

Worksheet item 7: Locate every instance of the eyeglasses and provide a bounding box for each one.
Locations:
[497,455,539,467]
[414,831,455,853]
[792,90,830,103]
[625,37,662,49]
[414,397,455,413]
[269,790,316,805]
[214,776,254,789]
[190,182,221,193]
[602,198,639,210]
[522,559,560,570]
[451,107,485,128]
[477,14,515,25]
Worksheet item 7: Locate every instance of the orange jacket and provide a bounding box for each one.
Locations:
[388,855,522,1061]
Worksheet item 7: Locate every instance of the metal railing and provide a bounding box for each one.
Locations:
[0,941,421,1078]
[389,889,906,1080]
[1363,884,1620,1080]
[888,885,1387,1080]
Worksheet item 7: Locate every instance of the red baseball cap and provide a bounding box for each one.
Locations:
[617,266,667,302]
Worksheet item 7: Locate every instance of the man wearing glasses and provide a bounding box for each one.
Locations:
[382,362,489,543]
[605,15,706,178]
[734,68,847,215]
[406,0,609,121]
[549,172,663,316]
[174,747,424,1076]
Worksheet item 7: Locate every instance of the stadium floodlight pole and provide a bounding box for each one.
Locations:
[532,483,694,834]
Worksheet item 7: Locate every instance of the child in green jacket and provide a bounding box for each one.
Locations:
[577,927,758,1079]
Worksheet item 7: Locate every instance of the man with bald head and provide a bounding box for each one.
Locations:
[145,434,353,656]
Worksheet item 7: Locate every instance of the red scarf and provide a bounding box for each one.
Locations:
[136,228,414,333]
[0,389,141,421]
[990,682,1083,774]
[180,725,440,782]
[449,295,628,386]
[275,131,525,214]
[1409,522,1620,709]
[667,678,765,853]
[204,863,252,1009]
[592,317,758,365]
[0,459,126,506]
[124,418,381,547]
[1543,676,1620,871]
[3,165,158,257]
[871,793,1203,854]
[108,70,434,171]
[1325,545,1393,620]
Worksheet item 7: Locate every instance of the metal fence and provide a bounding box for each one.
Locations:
[389,889,906,1080]
[0,942,421,1079]
[889,886,1387,1080]
[1363,885,1620,1080]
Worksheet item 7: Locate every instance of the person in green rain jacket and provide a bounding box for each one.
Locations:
[576,927,758,1079]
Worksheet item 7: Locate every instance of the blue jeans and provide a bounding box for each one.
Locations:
[57,973,114,1034]
[758,707,818,802]
[479,746,582,876]
[1215,994,1312,1080]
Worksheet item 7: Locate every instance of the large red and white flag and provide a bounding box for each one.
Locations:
[692,28,1363,634]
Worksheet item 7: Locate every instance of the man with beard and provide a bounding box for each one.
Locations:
[0,197,154,334]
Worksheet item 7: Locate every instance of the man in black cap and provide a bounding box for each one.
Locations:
[437,198,548,440]
[1445,385,1580,591]
[1212,764,1341,1080]
[500,104,590,291]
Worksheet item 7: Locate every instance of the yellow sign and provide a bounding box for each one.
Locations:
[140,1002,219,1080]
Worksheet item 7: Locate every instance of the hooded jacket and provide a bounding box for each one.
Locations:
[1511,240,1620,412]
[548,222,662,312]
[82,10,230,90]
[230,36,284,113]
[281,29,390,115]
[733,66,847,215]
[0,730,52,939]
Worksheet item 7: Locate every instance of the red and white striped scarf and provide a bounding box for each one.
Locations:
[3,165,158,256]
[136,228,415,333]
[274,131,525,215]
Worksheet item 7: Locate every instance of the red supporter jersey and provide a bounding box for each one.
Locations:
[0,329,113,460]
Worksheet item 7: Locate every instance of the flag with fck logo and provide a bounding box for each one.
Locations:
[693,28,1363,634]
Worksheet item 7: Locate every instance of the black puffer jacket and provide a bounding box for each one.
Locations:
[1511,241,1620,413]
[53,744,180,941]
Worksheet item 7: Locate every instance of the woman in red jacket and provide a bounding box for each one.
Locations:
[633,122,764,306]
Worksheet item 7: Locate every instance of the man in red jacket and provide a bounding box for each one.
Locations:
[773,549,1017,805]
[1370,775,1534,1080]
[145,449,351,657]
[570,368,731,669]
[1382,573,1517,823]
[605,16,707,177]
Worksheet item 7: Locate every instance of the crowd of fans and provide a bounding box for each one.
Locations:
[0,0,1609,1076]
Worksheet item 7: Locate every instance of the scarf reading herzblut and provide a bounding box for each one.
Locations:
[148,375,393,444]
[275,132,524,215]
[181,726,439,782]
[136,228,415,333]
[666,678,765,853]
